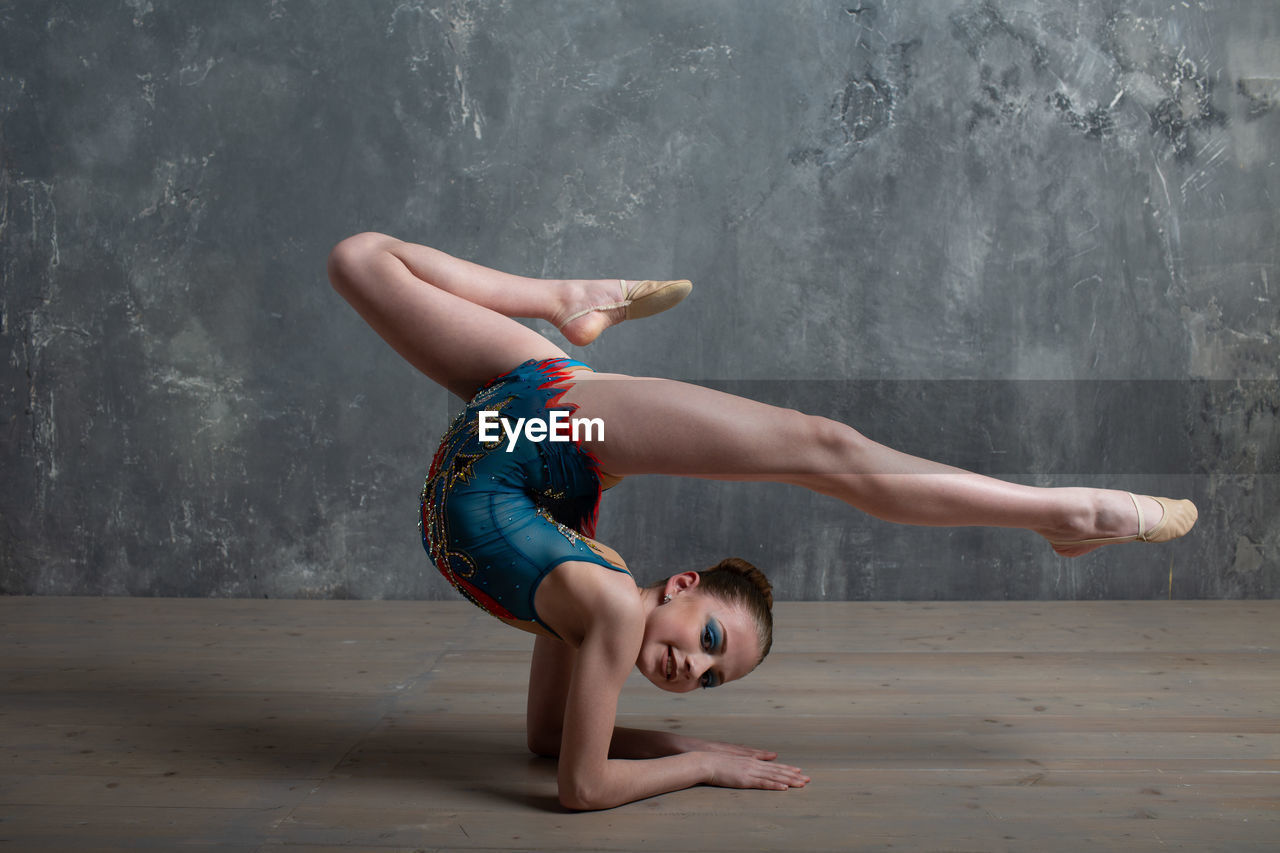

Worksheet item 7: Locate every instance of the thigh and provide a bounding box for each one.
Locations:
[329,233,568,399]
[561,373,834,480]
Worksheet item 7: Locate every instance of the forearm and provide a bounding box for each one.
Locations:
[562,752,708,811]
[563,746,809,809]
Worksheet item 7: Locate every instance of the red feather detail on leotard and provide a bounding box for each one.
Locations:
[450,574,519,622]
[531,359,605,538]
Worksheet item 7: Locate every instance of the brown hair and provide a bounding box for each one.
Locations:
[694,557,774,665]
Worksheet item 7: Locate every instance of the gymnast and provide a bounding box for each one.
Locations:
[327,232,1197,810]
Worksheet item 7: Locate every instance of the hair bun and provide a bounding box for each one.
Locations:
[708,556,773,609]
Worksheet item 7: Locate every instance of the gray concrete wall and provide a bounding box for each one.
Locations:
[2,0,1276,600]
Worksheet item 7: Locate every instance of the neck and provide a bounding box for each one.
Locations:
[638,584,662,617]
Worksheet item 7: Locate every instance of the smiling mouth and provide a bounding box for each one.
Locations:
[665,646,675,681]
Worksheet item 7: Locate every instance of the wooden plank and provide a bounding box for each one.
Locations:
[264,804,1279,851]
[6,599,1277,650]
[0,803,278,851]
[0,597,1275,853]
[0,774,307,810]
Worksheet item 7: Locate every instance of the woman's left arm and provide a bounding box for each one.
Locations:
[526,634,574,758]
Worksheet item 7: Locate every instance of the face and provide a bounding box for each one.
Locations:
[638,586,762,693]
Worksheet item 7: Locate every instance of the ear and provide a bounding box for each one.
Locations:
[663,571,701,599]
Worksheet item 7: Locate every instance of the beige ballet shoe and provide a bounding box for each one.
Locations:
[1050,492,1198,553]
[558,278,692,343]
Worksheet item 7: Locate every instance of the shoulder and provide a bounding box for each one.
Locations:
[536,559,642,648]
[580,536,629,573]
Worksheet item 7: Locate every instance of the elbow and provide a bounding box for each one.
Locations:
[558,780,609,812]
[557,766,615,811]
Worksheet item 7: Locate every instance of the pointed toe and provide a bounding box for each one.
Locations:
[622,279,693,321]
[1141,497,1198,543]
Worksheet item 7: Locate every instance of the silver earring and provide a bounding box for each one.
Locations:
[661,594,672,605]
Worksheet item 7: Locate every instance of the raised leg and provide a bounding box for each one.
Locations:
[326,232,638,399]
[561,374,1178,555]
[327,233,1191,556]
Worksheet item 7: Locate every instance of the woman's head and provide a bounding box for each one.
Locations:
[693,557,774,659]
[637,557,774,693]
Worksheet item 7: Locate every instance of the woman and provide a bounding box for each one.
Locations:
[326,232,1196,810]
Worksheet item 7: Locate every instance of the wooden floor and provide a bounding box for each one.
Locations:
[1,599,1276,852]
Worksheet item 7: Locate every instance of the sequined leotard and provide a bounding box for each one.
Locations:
[420,358,630,639]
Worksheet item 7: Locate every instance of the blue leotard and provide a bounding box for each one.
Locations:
[420,358,630,638]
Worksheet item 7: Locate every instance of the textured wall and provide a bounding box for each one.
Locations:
[1,0,1276,600]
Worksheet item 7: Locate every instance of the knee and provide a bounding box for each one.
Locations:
[803,415,871,472]
[326,231,394,294]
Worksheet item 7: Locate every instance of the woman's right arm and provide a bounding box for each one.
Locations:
[528,635,785,762]
[539,587,807,810]
[552,603,702,809]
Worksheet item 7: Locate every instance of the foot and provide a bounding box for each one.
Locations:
[1040,489,1191,558]
[553,279,631,347]
[553,278,693,346]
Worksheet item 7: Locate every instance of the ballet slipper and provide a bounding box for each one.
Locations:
[558,279,692,343]
[1050,492,1198,553]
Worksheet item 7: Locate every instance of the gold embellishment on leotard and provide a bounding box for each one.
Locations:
[534,505,582,546]
[419,404,493,586]
[532,506,630,573]
[448,451,483,487]
[475,394,515,450]
[535,457,568,503]
[449,547,480,579]
[420,484,480,582]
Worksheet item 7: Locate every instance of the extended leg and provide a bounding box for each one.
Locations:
[561,374,1187,555]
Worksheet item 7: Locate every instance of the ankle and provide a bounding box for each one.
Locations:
[550,279,586,325]
[1075,488,1146,540]
[553,279,626,346]
[1042,488,1101,541]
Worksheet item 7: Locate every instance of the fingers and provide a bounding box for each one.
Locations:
[748,764,808,791]
[705,752,810,791]
[761,761,810,790]
[707,740,779,761]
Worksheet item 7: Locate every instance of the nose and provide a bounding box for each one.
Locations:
[684,651,712,683]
